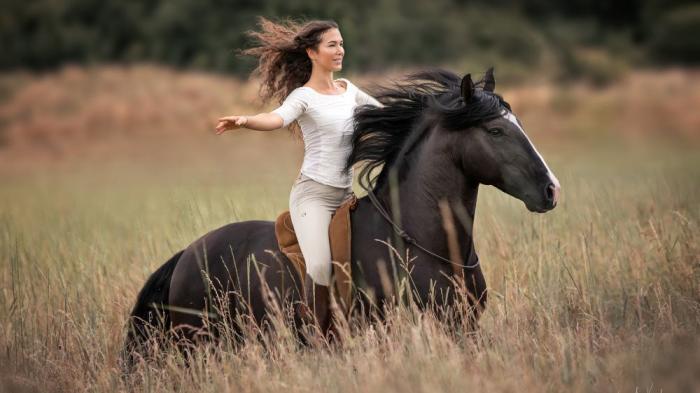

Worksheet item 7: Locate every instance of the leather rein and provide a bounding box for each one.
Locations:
[363,185,481,271]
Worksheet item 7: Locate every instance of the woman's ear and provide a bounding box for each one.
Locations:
[306,47,316,61]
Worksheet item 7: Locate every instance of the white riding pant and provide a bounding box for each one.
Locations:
[289,173,353,286]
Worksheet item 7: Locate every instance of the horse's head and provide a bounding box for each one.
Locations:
[453,69,560,212]
[348,67,560,213]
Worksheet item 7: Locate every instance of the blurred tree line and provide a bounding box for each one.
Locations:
[2,0,698,79]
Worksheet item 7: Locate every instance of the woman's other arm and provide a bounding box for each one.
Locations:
[356,87,384,108]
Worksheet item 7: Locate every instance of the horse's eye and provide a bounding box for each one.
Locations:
[487,127,503,136]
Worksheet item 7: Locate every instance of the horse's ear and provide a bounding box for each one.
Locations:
[483,67,495,92]
[461,73,474,102]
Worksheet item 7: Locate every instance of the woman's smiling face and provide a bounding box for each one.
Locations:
[307,28,344,72]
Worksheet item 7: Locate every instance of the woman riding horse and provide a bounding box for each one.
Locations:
[122,30,561,366]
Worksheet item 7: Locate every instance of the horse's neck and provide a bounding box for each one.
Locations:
[363,163,479,263]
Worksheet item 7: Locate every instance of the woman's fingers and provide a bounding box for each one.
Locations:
[215,120,227,134]
[217,117,241,126]
[215,116,243,134]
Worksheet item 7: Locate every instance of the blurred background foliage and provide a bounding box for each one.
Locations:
[2,0,699,85]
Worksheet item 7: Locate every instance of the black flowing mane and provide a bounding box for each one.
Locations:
[346,68,511,192]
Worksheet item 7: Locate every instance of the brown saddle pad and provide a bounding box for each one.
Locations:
[274,193,358,311]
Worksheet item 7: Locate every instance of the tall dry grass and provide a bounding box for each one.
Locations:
[0,65,698,392]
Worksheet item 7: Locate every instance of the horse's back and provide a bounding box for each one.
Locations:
[168,220,301,334]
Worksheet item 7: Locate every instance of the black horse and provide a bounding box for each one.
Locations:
[123,68,560,362]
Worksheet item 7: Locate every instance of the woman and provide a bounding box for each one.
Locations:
[214,17,382,335]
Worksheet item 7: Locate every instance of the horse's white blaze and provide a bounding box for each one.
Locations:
[503,110,561,204]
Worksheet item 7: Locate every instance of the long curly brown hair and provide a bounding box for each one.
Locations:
[241,17,339,136]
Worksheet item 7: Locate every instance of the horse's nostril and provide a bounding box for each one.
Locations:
[545,183,555,201]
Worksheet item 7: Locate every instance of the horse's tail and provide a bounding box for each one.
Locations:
[121,249,184,372]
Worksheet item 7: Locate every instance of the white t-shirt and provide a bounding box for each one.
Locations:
[271,78,382,188]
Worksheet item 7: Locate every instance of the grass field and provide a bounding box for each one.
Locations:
[0,65,698,392]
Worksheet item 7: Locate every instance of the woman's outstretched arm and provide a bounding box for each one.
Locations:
[215,112,285,134]
[217,89,306,134]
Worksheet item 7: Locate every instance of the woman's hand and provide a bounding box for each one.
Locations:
[215,115,248,134]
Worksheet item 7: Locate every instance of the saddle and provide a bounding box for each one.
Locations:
[274,193,359,312]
